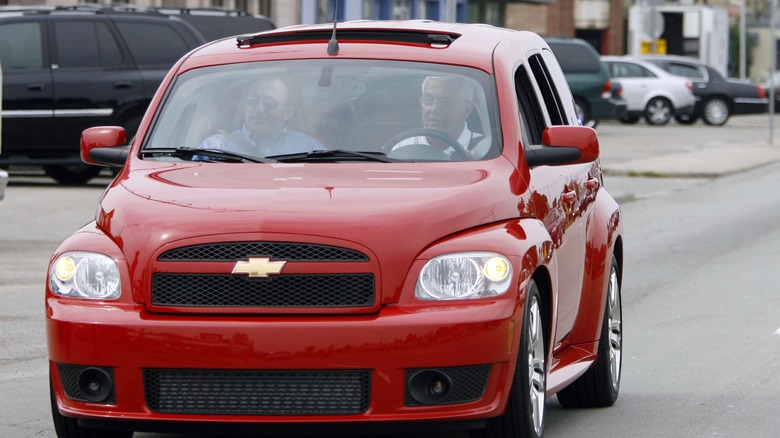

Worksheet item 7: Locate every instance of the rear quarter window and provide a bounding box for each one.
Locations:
[547,42,602,73]
[114,21,193,68]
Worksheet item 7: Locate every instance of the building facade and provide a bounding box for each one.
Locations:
[0,0,622,55]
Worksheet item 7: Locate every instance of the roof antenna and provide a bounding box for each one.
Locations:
[327,0,340,56]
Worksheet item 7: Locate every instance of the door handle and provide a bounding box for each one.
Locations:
[113,82,133,89]
[26,84,45,91]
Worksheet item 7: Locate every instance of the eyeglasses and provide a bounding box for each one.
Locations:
[420,96,459,108]
[245,96,283,110]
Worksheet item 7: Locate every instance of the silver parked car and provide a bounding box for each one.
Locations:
[602,55,696,125]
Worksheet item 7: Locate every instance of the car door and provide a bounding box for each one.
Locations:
[48,16,143,156]
[517,50,586,345]
[606,60,657,111]
[0,17,54,160]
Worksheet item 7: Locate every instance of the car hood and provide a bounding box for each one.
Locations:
[96,161,521,266]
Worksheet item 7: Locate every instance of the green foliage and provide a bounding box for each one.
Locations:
[728,23,755,78]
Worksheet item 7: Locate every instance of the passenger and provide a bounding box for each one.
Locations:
[199,77,324,157]
[391,76,483,159]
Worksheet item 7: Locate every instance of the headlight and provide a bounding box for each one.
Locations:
[49,252,121,299]
[415,252,512,300]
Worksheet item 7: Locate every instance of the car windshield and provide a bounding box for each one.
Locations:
[143,59,498,163]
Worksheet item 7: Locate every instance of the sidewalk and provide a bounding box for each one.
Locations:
[595,115,780,203]
[602,142,780,178]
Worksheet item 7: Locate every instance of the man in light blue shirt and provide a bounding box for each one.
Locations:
[199,77,324,157]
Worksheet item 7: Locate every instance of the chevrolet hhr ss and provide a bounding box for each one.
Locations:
[47,20,624,438]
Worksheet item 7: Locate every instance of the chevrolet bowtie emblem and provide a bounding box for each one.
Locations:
[232,257,287,278]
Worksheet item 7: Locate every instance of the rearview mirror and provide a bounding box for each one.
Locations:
[524,125,599,167]
[80,126,129,167]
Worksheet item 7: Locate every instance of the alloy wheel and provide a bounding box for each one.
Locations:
[527,294,546,435]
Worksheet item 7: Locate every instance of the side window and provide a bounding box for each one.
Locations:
[668,63,704,79]
[54,21,123,69]
[115,22,191,68]
[540,50,578,125]
[515,64,545,146]
[528,52,576,126]
[618,62,654,78]
[0,22,44,71]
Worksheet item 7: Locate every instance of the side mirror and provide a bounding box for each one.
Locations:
[80,126,129,167]
[524,125,599,167]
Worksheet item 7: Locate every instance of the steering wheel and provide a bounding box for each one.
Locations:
[382,128,471,161]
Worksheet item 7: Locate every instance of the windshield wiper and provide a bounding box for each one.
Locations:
[140,147,275,163]
[269,149,396,163]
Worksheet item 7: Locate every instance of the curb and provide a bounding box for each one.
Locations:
[602,146,780,179]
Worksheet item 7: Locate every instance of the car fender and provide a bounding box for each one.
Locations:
[566,187,622,349]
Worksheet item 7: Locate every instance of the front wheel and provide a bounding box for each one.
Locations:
[472,280,546,438]
[556,255,622,407]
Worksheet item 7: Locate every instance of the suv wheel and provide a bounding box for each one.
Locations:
[43,165,102,185]
[574,98,594,127]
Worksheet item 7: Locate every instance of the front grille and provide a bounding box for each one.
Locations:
[57,364,116,404]
[404,365,491,406]
[144,369,371,415]
[159,242,368,262]
[152,273,375,307]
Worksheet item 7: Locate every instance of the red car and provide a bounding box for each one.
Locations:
[47,20,624,438]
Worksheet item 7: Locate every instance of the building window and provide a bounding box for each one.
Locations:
[364,0,379,19]
[391,0,412,20]
[424,1,439,20]
[257,0,272,16]
[318,0,345,23]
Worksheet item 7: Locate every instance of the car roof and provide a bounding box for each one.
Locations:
[180,20,545,73]
[601,55,674,73]
[638,54,707,66]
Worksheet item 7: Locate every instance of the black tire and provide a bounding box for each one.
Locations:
[50,377,133,438]
[643,97,672,125]
[619,115,640,124]
[674,113,698,125]
[556,255,622,408]
[472,280,546,438]
[43,164,102,185]
[574,97,593,127]
[702,97,730,126]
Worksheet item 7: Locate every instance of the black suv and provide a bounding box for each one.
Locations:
[0,5,274,184]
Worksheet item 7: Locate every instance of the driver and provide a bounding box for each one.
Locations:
[391,75,483,159]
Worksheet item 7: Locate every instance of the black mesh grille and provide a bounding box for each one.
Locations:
[404,365,491,406]
[144,369,371,415]
[152,273,375,307]
[159,242,368,262]
[57,364,116,404]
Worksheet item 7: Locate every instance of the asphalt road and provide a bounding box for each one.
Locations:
[2,114,780,437]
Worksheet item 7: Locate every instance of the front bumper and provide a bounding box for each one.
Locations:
[48,296,520,427]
